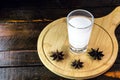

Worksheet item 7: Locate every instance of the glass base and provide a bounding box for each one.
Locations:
[70,45,87,53]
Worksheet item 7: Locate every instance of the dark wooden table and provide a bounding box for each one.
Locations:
[0,0,120,80]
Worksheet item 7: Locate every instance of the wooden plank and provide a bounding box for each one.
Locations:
[0,64,119,80]
[0,7,116,21]
[115,24,120,64]
[0,50,42,67]
[0,0,120,9]
[95,64,120,80]
[58,0,113,8]
[0,23,47,51]
[0,66,69,80]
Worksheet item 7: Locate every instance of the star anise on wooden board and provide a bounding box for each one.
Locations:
[88,48,104,60]
[50,50,64,61]
[71,59,84,69]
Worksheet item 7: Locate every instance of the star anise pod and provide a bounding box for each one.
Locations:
[88,48,104,60]
[50,50,64,61]
[71,59,83,69]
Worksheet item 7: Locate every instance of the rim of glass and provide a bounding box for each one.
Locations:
[67,9,94,29]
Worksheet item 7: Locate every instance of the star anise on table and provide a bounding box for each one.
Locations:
[50,50,64,61]
[71,59,83,69]
[88,48,104,60]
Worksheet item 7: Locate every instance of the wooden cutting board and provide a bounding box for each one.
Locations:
[37,6,120,79]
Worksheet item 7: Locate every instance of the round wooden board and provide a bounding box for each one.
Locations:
[37,7,120,79]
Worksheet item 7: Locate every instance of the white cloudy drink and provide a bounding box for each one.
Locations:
[67,9,94,53]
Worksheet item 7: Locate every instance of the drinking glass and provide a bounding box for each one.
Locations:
[67,9,94,53]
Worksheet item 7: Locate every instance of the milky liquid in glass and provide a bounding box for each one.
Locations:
[68,16,92,52]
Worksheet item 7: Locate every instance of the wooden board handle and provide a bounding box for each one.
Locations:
[111,6,120,26]
[95,6,120,34]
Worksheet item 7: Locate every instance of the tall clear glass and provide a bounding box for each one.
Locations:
[67,9,94,53]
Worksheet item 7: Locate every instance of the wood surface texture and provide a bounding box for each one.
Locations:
[0,0,120,80]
